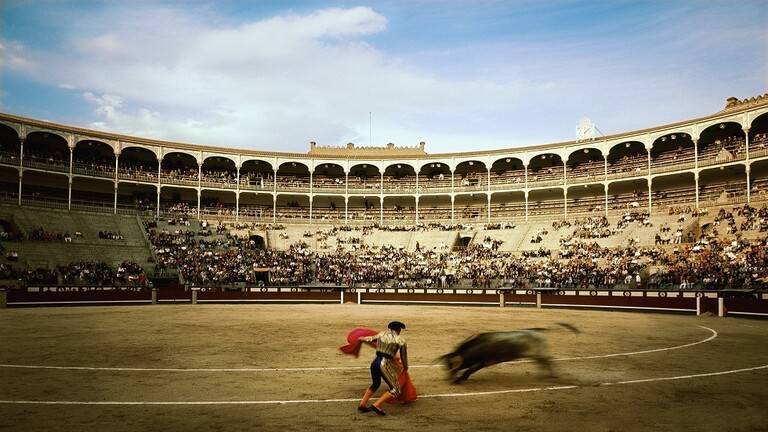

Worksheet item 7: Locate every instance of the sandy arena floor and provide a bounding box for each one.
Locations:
[0,304,767,432]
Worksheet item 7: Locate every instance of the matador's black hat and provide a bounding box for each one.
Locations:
[388,321,406,331]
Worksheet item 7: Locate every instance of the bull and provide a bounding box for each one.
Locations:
[439,323,579,383]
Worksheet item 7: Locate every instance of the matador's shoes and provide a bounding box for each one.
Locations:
[370,406,387,416]
[357,405,372,413]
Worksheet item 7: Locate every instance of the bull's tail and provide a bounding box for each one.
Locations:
[524,322,580,333]
[555,322,580,333]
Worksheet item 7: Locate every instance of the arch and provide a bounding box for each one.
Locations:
[750,108,768,130]
[73,140,116,169]
[240,159,274,191]
[697,121,744,166]
[566,146,604,162]
[241,157,274,171]
[383,162,417,174]
[650,132,693,159]
[383,163,417,194]
[528,153,564,187]
[277,160,310,172]
[313,163,345,192]
[120,147,159,170]
[650,133,695,174]
[454,160,487,191]
[0,123,21,156]
[23,128,69,145]
[418,162,451,192]
[201,156,237,186]
[490,156,524,173]
[749,112,768,159]
[566,147,604,183]
[489,157,526,189]
[417,159,450,171]
[276,161,310,191]
[24,131,70,164]
[120,143,158,159]
[202,153,237,168]
[348,163,381,193]
[0,120,21,138]
[161,149,199,164]
[607,141,647,179]
[161,152,199,184]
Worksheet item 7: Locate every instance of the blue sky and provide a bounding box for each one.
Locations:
[0,1,766,153]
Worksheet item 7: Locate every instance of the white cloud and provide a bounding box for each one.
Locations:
[5,4,767,153]
[0,39,33,71]
[11,6,530,152]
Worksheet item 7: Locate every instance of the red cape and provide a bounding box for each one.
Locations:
[339,327,418,403]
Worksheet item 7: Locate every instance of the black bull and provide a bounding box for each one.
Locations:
[439,323,579,383]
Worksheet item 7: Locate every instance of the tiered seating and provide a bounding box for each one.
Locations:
[0,205,153,271]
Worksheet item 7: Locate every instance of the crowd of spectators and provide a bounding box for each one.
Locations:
[136,202,768,291]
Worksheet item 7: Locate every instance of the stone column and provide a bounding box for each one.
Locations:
[563,188,568,219]
[196,189,201,219]
[646,144,652,217]
[487,193,491,223]
[745,128,751,204]
[18,138,24,207]
[524,190,529,221]
[694,172,699,210]
[450,195,455,223]
[68,146,74,210]
[379,196,384,224]
[415,195,419,225]
[235,166,240,221]
[114,152,120,214]
[156,156,162,219]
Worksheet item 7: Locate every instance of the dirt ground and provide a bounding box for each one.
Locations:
[0,304,766,432]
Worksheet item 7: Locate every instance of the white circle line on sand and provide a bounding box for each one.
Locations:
[0,326,718,373]
[0,363,766,405]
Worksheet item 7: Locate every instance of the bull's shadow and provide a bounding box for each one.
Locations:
[438,323,579,384]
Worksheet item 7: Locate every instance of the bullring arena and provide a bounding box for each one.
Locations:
[1,95,768,431]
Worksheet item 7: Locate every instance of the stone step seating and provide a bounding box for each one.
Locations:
[409,230,457,252]
[13,242,153,270]
[0,205,153,269]
[473,228,529,252]
[6,206,146,247]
